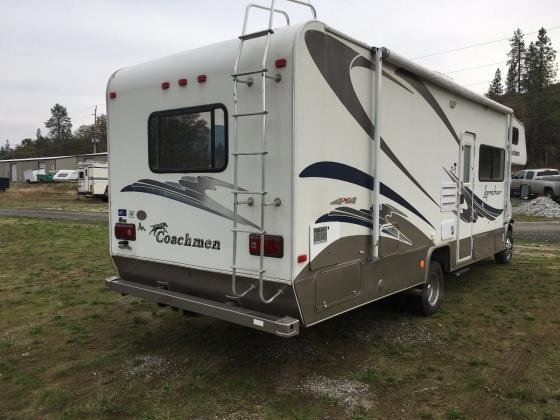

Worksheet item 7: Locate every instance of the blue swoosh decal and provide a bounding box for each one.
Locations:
[300,161,434,229]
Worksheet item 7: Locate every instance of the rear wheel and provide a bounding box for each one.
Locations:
[544,188,555,200]
[413,261,444,316]
[495,230,513,264]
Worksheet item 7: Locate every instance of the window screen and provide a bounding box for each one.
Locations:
[148,104,227,173]
[479,145,505,182]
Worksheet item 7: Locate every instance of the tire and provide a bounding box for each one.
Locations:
[544,189,555,200]
[413,261,444,316]
[520,184,531,200]
[495,230,513,264]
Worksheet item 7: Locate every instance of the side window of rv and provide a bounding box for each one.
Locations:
[478,145,504,182]
[148,104,227,173]
[512,127,519,145]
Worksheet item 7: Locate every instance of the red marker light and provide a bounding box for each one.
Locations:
[161,81,170,90]
[197,74,207,83]
[109,92,117,99]
[178,78,188,86]
[297,254,307,263]
[249,234,283,258]
[275,58,287,68]
[114,223,136,241]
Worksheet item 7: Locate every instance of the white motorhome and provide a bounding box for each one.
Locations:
[105,1,527,337]
[77,162,109,199]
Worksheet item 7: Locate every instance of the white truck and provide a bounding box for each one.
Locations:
[104,1,527,337]
[77,162,109,200]
[511,168,560,200]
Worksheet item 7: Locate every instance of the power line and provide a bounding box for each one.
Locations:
[413,25,560,60]
[463,80,493,87]
[443,60,507,75]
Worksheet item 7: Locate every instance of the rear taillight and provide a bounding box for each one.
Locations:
[115,223,136,241]
[249,234,283,258]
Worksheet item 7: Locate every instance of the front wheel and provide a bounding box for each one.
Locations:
[495,230,513,264]
[413,261,444,316]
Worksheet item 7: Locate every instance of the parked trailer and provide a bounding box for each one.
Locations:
[77,162,109,200]
[24,169,46,183]
[52,169,77,182]
[105,1,527,337]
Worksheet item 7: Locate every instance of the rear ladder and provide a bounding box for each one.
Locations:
[230,0,316,304]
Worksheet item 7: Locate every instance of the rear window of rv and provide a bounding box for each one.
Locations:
[148,104,227,173]
[478,145,504,182]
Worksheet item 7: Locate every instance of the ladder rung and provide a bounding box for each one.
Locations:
[233,111,268,117]
[232,68,268,77]
[233,151,268,156]
[239,29,273,41]
[231,228,265,234]
[232,266,266,273]
[232,190,267,195]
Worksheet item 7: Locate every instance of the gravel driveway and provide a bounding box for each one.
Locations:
[514,221,560,244]
[0,208,107,222]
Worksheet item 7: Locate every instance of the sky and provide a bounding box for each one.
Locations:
[1,0,559,146]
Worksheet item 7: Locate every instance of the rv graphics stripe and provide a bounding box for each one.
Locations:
[443,168,503,222]
[304,30,439,208]
[300,161,435,229]
[121,176,260,229]
[316,204,427,247]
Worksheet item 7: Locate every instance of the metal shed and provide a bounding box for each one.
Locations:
[0,153,107,182]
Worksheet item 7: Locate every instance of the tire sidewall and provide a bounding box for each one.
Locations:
[422,261,444,315]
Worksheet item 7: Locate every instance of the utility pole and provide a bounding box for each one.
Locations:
[92,105,98,156]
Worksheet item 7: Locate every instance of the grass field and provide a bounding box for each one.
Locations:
[0,183,107,212]
[1,217,560,419]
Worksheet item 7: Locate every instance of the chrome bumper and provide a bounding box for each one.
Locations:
[105,276,299,337]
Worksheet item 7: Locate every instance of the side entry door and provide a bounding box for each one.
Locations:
[456,132,476,263]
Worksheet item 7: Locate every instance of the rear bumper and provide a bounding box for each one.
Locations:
[105,276,300,337]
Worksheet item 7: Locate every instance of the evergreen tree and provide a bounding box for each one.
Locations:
[522,28,557,91]
[45,103,72,142]
[505,29,526,94]
[0,140,10,158]
[487,68,504,98]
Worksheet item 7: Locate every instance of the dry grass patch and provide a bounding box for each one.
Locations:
[0,183,107,211]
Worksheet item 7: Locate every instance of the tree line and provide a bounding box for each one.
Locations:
[0,103,107,160]
[487,28,559,168]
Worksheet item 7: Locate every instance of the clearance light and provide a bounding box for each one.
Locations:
[419,259,426,269]
[115,223,136,241]
[297,254,307,263]
[275,58,287,68]
[178,78,188,86]
[249,234,283,258]
[197,74,207,83]
[161,81,170,90]
[109,92,117,99]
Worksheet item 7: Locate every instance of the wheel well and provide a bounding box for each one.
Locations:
[430,246,451,274]
[544,187,553,194]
